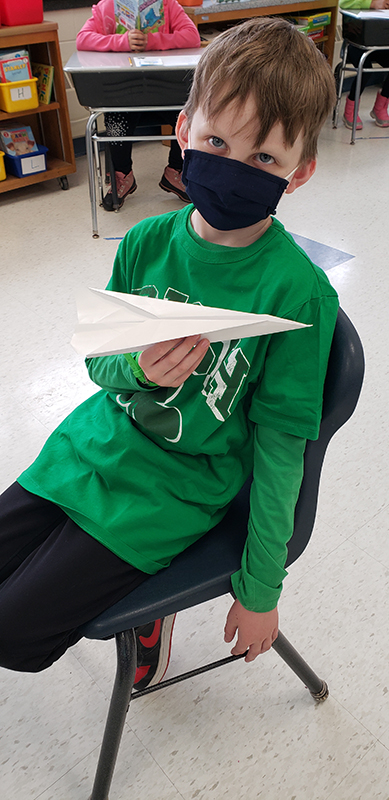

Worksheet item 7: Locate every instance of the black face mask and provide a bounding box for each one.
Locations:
[182,149,291,231]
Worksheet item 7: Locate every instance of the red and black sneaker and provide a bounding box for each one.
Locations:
[133,614,176,691]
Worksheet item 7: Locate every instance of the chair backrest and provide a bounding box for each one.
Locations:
[287,306,364,565]
[81,308,364,639]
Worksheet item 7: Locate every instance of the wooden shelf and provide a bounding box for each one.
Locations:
[185,1,338,65]
[0,101,61,123]
[0,21,76,194]
[0,157,74,193]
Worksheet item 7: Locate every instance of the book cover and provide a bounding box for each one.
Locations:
[0,125,39,157]
[114,0,164,33]
[31,63,54,104]
[0,48,29,61]
[139,0,165,34]
[114,0,140,31]
[287,13,331,29]
[0,56,32,84]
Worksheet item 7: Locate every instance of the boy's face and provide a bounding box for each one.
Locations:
[176,95,315,196]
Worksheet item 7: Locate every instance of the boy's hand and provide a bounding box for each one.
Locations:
[128,29,147,51]
[138,335,209,387]
[224,599,279,662]
[371,0,389,8]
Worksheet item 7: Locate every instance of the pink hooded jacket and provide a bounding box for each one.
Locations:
[76,0,201,52]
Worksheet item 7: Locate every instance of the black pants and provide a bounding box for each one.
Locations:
[104,110,183,174]
[347,45,389,101]
[0,483,148,673]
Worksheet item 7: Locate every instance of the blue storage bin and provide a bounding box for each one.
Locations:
[3,144,48,178]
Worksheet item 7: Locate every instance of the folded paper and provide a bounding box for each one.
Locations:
[71,288,310,357]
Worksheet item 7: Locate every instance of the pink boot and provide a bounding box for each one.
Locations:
[343,96,363,130]
[370,92,389,127]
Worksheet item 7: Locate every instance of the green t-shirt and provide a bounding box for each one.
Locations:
[18,206,338,611]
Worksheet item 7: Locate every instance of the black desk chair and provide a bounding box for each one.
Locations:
[80,307,364,800]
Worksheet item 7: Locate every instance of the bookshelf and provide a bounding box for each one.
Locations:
[184,1,339,65]
[0,21,76,194]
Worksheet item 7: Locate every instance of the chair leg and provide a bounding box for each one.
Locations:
[89,629,137,800]
[272,630,329,701]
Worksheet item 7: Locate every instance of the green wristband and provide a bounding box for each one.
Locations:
[123,352,157,387]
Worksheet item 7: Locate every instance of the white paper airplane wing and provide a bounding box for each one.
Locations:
[71,288,309,357]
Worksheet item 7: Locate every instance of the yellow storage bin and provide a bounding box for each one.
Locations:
[0,77,39,113]
[0,150,6,181]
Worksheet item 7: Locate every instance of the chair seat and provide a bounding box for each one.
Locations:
[80,480,251,639]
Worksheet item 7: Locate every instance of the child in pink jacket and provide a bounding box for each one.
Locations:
[77,0,201,210]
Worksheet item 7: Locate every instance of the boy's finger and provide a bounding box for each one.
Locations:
[172,338,209,372]
[230,639,249,656]
[224,619,237,643]
[245,643,264,662]
[140,337,189,369]
[161,337,208,376]
[229,629,249,655]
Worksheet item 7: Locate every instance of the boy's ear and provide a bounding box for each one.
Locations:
[285,160,316,194]
[176,110,189,157]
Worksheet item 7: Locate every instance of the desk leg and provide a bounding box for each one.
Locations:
[333,42,349,128]
[86,112,100,238]
[352,51,369,145]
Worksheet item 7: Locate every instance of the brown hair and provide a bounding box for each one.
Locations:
[184,17,336,163]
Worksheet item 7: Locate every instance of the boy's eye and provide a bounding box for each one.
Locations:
[209,136,226,149]
[257,153,275,165]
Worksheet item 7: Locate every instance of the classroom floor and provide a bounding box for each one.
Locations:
[1,86,389,800]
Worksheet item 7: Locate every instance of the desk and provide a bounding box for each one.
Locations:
[332,10,389,143]
[64,49,202,237]
[185,0,339,65]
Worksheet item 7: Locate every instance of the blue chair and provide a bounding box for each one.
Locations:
[80,307,364,800]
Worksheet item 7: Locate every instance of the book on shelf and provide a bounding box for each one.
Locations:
[287,12,332,29]
[114,0,165,35]
[31,63,54,104]
[0,55,32,83]
[0,48,30,62]
[0,125,39,157]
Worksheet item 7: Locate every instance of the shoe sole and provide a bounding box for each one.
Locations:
[159,177,190,204]
[135,614,176,690]
[342,115,363,131]
[149,613,176,686]
[370,111,389,128]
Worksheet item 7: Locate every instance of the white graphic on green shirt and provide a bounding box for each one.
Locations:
[115,389,182,442]
[116,285,251,439]
[201,342,250,421]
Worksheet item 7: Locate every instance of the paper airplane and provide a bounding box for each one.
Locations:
[71,288,310,357]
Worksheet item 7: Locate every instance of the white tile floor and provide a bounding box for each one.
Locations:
[1,86,389,800]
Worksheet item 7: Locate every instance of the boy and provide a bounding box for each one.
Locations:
[0,19,338,685]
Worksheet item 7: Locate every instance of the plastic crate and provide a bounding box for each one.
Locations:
[0,0,43,26]
[0,150,6,181]
[0,77,39,113]
[3,144,48,178]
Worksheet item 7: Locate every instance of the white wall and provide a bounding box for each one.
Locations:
[44,5,93,139]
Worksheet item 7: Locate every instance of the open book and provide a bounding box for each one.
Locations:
[71,288,310,358]
[114,0,165,34]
